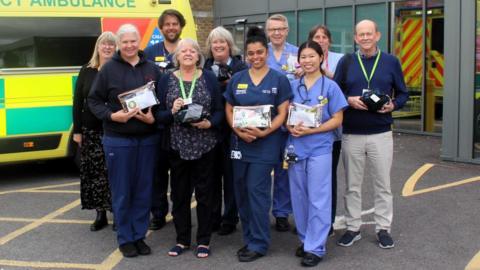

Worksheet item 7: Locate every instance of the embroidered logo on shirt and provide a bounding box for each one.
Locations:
[272,87,278,94]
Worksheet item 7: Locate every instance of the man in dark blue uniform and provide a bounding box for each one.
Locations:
[143,9,186,230]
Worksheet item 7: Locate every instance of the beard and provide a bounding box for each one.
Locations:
[165,32,181,43]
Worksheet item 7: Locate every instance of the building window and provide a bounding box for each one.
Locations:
[298,9,323,44]
[355,3,388,52]
[326,6,353,53]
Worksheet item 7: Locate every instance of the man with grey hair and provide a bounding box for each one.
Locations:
[265,13,298,233]
[333,19,409,249]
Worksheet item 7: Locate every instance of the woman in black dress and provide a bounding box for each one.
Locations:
[72,31,117,231]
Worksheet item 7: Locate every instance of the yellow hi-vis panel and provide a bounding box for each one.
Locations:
[0,109,6,136]
[5,74,74,109]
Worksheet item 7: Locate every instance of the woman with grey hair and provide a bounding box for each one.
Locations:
[73,31,116,232]
[204,26,247,236]
[156,38,223,258]
[88,23,162,258]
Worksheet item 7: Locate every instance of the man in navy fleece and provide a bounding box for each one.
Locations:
[333,20,408,249]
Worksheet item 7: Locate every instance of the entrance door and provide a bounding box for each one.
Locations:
[392,0,444,133]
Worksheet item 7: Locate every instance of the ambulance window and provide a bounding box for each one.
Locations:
[0,18,101,68]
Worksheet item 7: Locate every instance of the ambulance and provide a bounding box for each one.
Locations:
[0,0,196,164]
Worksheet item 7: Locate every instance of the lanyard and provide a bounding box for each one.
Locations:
[357,49,381,89]
[179,70,198,99]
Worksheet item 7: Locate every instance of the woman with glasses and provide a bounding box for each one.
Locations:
[73,31,116,232]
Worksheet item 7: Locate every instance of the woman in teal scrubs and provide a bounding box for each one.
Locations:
[224,27,292,262]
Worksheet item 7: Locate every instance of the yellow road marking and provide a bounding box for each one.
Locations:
[0,217,92,224]
[0,199,80,245]
[97,201,197,270]
[466,251,480,270]
[0,181,79,195]
[0,260,98,269]
[402,163,480,197]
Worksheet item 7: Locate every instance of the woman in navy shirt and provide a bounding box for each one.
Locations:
[287,41,347,267]
[224,27,292,262]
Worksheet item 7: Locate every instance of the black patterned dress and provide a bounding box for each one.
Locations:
[73,66,112,211]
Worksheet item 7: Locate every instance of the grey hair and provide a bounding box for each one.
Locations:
[266,14,289,29]
[116,23,140,42]
[205,26,240,59]
[172,38,205,68]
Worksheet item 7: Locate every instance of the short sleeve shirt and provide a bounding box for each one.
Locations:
[224,69,293,164]
[267,42,299,80]
[287,76,348,159]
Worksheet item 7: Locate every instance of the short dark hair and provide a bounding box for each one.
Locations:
[308,25,332,43]
[297,40,325,75]
[158,9,186,29]
[245,26,268,50]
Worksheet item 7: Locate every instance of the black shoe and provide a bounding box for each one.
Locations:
[217,224,236,236]
[236,245,248,256]
[211,222,221,232]
[238,249,264,262]
[275,217,290,232]
[301,252,322,267]
[119,243,138,258]
[90,210,108,231]
[337,230,361,247]
[295,244,305,257]
[149,217,166,231]
[134,239,151,255]
[377,230,395,249]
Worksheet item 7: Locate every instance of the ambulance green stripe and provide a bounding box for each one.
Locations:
[6,106,72,135]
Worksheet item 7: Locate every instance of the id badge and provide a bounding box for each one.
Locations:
[183,98,193,105]
[231,150,242,160]
[362,89,371,95]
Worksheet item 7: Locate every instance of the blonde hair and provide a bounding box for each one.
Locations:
[87,31,117,69]
[266,14,289,29]
[172,38,205,68]
[205,26,240,59]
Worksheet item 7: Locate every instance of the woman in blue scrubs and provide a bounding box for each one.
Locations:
[286,41,347,267]
[224,27,292,262]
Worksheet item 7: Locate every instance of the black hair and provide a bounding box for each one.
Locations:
[245,26,268,50]
[297,40,325,75]
[158,9,186,29]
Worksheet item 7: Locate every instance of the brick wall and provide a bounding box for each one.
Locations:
[189,0,214,52]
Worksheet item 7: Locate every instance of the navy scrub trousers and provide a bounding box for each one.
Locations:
[233,160,274,255]
[103,134,159,245]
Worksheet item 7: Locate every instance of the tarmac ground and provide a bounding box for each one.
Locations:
[0,133,479,270]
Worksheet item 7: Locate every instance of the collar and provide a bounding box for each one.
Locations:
[357,47,380,59]
[214,56,232,66]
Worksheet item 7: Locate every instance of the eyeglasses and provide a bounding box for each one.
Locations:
[267,27,288,33]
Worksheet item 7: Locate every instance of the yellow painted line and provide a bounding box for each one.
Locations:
[97,201,197,270]
[0,199,80,245]
[0,260,98,269]
[0,181,79,195]
[402,163,435,196]
[466,251,480,270]
[402,163,480,197]
[0,217,92,224]
[17,190,80,194]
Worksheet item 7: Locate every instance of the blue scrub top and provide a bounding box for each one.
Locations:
[287,76,348,160]
[224,68,293,164]
[267,42,298,79]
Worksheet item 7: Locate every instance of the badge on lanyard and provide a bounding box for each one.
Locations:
[183,98,193,105]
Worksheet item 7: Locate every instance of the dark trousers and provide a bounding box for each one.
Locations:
[103,134,159,245]
[169,149,216,246]
[331,140,342,225]
[212,140,239,227]
[151,143,170,220]
[233,160,274,255]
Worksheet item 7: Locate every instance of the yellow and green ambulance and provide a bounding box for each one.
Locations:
[0,0,196,164]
